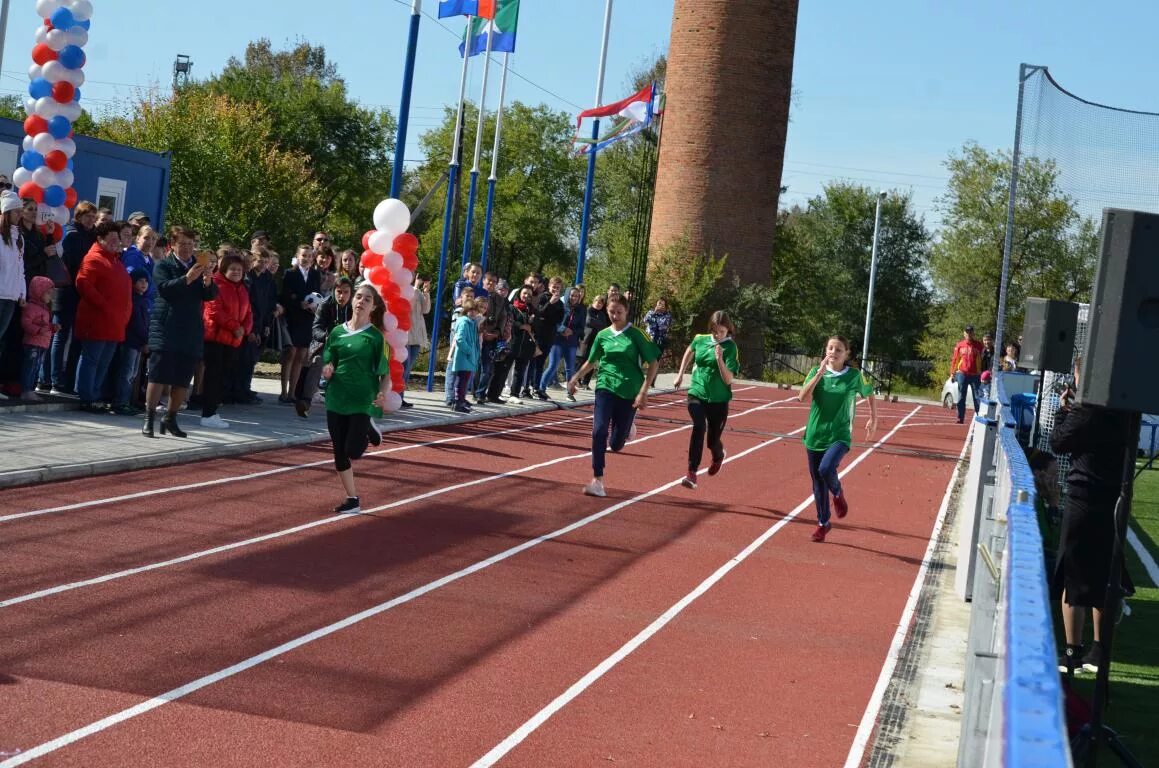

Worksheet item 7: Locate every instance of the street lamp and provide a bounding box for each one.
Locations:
[861,190,887,365]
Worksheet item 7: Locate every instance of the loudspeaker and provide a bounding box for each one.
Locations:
[1079,208,1159,412]
[1020,298,1079,373]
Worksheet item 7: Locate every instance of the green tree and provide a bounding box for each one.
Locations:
[0,95,99,138]
[96,90,323,252]
[191,40,396,243]
[774,183,933,361]
[921,142,1097,373]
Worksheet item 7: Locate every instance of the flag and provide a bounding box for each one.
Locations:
[460,0,519,57]
[438,0,496,19]
[575,84,654,131]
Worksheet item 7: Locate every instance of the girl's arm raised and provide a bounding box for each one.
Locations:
[798,356,829,404]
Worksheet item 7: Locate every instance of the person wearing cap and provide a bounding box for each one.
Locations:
[950,324,984,424]
[0,192,27,374]
[127,211,150,227]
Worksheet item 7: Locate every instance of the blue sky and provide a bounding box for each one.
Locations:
[3,0,1158,232]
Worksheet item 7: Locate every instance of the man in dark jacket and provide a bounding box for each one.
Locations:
[229,247,279,404]
[141,226,218,438]
[294,276,353,417]
[49,201,97,394]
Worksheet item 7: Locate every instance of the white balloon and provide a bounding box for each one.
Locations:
[392,344,409,364]
[69,0,94,22]
[382,312,398,333]
[399,284,415,301]
[64,27,88,47]
[25,97,37,116]
[41,61,66,84]
[394,268,414,287]
[383,391,403,413]
[52,205,71,226]
[34,97,66,119]
[388,329,408,349]
[383,251,403,272]
[28,64,43,82]
[22,135,34,152]
[32,166,56,187]
[32,133,55,154]
[372,198,411,236]
[57,168,74,189]
[61,68,85,87]
[45,29,67,51]
[367,229,393,256]
[36,0,63,18]
[60,102,83,122]
[56,138,76,157]
[12,168,32,187]
[35,25,49,45]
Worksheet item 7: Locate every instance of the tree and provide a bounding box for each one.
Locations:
[921,142,1097,372]
[0,95,99,137]
[191,40,396,243]
[96,90,323,252]
[774,183,933,361]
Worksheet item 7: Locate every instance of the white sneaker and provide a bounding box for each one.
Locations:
[312,392,326,405]
[506,396,522,405]
[583,479,606,497]
[200,414,230,429]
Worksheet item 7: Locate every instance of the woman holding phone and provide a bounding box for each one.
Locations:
[672,311,740,489]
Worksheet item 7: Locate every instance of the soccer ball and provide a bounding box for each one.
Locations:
[304,292,324,308]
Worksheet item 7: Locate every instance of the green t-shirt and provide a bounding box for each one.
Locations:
[322,323,389,416]
[803,366,874,451]
[688,334,740,403]
[587,324,661,401]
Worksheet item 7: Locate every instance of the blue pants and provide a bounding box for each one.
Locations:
[807,442,850,527]
[75,339,118,403]
[22,345,46,394]
[955,372,980,421]
[112,345,142,407]
[476,342,496,399]
[403,343,421,385]
[539,343,577,392]
[592,389,636,478]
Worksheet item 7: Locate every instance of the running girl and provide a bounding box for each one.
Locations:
[797,335,878,542]
[566,295,660,497]
[672,311,740,490]
[320,283,390,515]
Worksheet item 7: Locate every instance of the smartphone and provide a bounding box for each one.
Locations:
[195,251,212,268]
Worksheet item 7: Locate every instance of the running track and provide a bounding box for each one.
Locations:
[0,387,968,767]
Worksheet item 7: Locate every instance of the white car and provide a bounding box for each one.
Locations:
[941,377,955,408]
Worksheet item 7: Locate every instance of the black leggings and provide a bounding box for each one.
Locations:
[687,397,729,471]
[201,341,237,418]
[327,410,372,472]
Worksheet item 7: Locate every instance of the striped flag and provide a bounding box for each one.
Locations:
[438,0,496,19]
[460,0,520,57]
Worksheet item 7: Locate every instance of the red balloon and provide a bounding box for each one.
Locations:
[361,230,376,251]
[392,232,419,258]
[24,115,48,137]
[51,81,75,103]
[44,150,67,172]
[391,298,411,317]
[360,250,383,269]
[401,251,419,272]
[382,280,401,299]
[19,182,43,203]
[391,377,406,394]
[388,359,404,377]
[64,187,77,208]
[395,313,412,332]
[367,266,390,287]
[32,43,58,65]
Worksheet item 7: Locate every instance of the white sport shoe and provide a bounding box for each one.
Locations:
[583,478,606,497]
[199,414,230,429]
[506,396,523,405]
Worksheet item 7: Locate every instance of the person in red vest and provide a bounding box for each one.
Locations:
[74,219,133,413]
[950,324,984,424]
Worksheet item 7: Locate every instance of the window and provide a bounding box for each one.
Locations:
[96,177,127,220]
[0,143,18,183]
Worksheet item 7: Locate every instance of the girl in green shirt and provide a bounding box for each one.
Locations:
[798,335,878,542]
[567,295,660,498]
[320,283,390,515]
[673,311,740,490]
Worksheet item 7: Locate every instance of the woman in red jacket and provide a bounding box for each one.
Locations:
[199,252,253,428]
[75,219,133,412]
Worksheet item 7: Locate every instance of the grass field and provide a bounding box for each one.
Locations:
[1060,462,1158,764]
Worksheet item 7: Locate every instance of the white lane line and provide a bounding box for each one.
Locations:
[0,398,795,609]
[0,414,802,767]
[1127,527,1159,588]
[471,406,925,767]
[842,416,971,768]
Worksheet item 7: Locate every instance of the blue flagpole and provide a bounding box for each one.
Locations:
[575,0,614,286]
[427,14,475,392]
[390,0,423,198]
[481,52,510,273]
[461,18,495,267]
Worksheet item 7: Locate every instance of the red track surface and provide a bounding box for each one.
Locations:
[0,388,967,767]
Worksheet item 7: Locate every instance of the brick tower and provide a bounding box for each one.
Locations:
[650,0,799,368]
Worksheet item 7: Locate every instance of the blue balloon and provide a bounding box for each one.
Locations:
[80,19,90,31]
[43,185,66,207]
[67,158,74,170]
[73,88,81,102]
[29,78,52,99]
[48,115,72,139]
[21,151,45,171]
[58,45,86,70]
[50,7,75,30]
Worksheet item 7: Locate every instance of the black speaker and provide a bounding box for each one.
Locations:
[1079,208,1159,412]
[1020,298,1079,373]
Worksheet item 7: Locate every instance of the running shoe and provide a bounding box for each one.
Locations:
[1058,644,1085,675]
[332,497,361,514]
[1081,642,1103,674]
[506,396,523,405]
[681,472,698,489]
[833,492,849,519]
[583,479,606,497]
[708,450,727,476]
[536,390,549,401]
[199,414,230,429]
[400,400,414,409]
[367,420,383,447]
[811,523,832,543]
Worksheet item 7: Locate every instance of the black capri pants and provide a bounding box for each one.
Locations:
[687,396,729,471]
[327,410,372,472]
